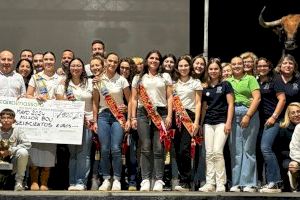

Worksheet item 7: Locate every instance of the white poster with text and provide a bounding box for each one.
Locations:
[0,97,85,145]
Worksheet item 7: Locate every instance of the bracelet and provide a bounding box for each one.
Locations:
[272,113,278,119]
[131,117,137,120]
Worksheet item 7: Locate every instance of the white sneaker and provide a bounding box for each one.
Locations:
[98,179,111,191]
[216,184,226,192]
[259,182,281,193]
[14,182,24,191]
[111,180,121,191]
[243,186,257,192]
[68,185,76,191]
[153,180,165,192]
[140,179,150,191]
[229,185,241,192]
[288,171,298,191]
[73,184,86,191]
[199,184,216,192]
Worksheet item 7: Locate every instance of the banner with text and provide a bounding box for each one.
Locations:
[0,97,85,145]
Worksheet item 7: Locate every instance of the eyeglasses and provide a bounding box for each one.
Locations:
[120,66,130,71]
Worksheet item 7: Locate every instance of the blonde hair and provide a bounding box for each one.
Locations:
[280,102,300,128]
[132,56,143,65]
[240,51,258,62]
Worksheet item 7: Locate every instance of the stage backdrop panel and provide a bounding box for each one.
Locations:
[0,0,189,63]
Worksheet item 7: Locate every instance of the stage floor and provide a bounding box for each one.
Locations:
[1,191,300,200]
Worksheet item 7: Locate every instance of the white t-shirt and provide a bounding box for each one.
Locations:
[28,72,62,99]
[132,72,172,107]
[174,77,202,112]
[0,71,26,97]
[84,64,93,77]
[56,78,93,120]
[97,73,129,113]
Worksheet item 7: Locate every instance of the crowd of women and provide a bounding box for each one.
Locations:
[4,45,300,193]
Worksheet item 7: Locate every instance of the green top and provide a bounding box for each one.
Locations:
[227,74,260,107]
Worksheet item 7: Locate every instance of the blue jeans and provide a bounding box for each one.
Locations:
[229,105,259,187]
[98,109,124,180]
[137,107,166,180]
[260,122,281,183]
[69,127,92,186]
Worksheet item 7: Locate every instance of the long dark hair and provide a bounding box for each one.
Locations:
[256,57,275,81]
[173,56,193,81]
[117,57,137,84]
[140,50,163,78]
[65,58,87,93]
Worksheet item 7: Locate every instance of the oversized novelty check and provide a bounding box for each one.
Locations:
[0,97,85,145]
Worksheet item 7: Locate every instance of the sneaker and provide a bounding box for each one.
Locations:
[243,186,257,192]
[98,179,111,191]
[288,171,298,191]
[128,185,137,191]
[199,184,216,192]
[259,182,281,193]
[68,185,76,191]
[174,183,190,191]
[216,184,226,192]
[73,184,86,191]
[153,180,165,192]
[230,185,241,192]
[111,180,121,191]
[14,182,24,191]
[140,179,150,191]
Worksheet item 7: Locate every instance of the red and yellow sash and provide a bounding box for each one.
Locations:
[138,83,175,151]
[172,86,194,135]
[99,82,126,129]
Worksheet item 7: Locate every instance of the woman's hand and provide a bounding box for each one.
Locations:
[192,122,199,136]
[165,116,172,129]
[240,115,250,128]
[224,121,232,134]
[131,118,137,130]
[91,122,98,133]
[125,119,131,132]
[36,94,47,101]
[265,116,276,127]
[92,76,100,84]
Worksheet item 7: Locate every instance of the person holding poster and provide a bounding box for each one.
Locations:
[56,58,93,191]
[26,51,63,191]
[93,52,131,191]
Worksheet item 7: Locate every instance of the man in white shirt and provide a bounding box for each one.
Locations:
[85,40,106,77]
[0,50,26,97]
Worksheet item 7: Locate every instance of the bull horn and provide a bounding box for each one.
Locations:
[259,6,282,28]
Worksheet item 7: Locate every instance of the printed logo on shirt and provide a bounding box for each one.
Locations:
[264,83,270,90]
[293,83,299,91]
[216,86,223,94]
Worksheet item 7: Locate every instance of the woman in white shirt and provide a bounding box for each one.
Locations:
[172,56,202,191]
[27,51,63,191]
[56,58,93,191]
[131,50,173,191]
[93,52,131,191]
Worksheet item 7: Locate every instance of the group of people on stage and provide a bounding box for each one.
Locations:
[0,40,300,193]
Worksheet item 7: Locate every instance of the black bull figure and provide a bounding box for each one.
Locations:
[259,6,300,53]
